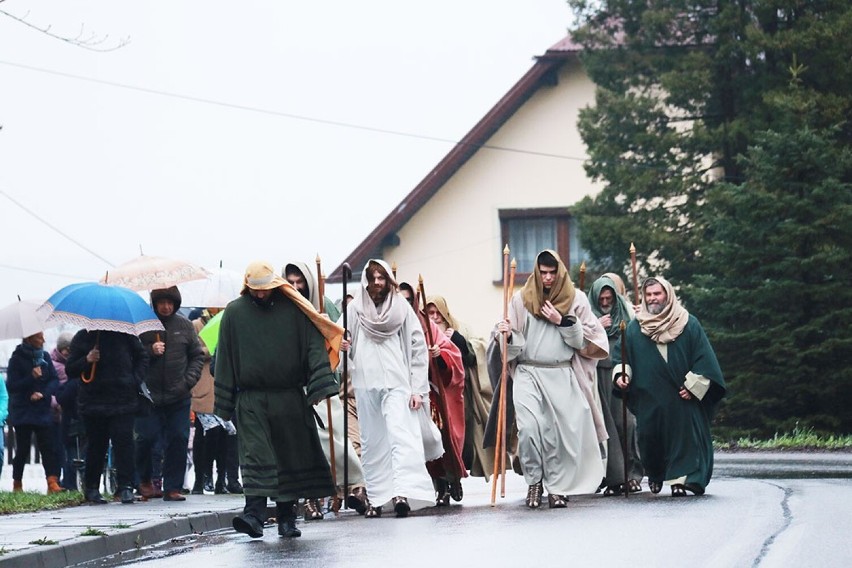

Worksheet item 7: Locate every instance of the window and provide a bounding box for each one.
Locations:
[498,208,584,280]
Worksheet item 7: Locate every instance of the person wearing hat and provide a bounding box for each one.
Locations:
[214,260,343,539]
[137,285,205,501]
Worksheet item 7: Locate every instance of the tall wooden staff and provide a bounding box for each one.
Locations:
[630,242,639,306]
[579,260,587,292]
[341,263,351,509]
[491,245,511,505]
[418,275,462,479]
[316,255,340,512]
[625,242,642,499]
[501,258,516,498]
[391,261,398,281]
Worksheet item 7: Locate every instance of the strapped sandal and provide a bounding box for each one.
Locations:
[548,494,568,508]
[683,483,705,496]
[526,481,543,509]
[628,479,643,493]
[602,484,624,497]
[303,498,324,520]
[649,481,663,494]
[393,496,410,518]
[364,503,382,518]
[671,484,687,497]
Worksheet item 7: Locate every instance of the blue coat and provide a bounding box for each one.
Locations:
[6,343,59,427]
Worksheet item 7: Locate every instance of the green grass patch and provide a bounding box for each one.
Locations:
[112,522,131,529]
[81,527,108,537]
[0,490,86,514]
[716,426,852,451]
[28,537,58,546]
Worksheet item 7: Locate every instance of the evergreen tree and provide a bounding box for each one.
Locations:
[567,0,852,433]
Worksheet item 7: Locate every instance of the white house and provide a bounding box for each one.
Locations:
[329,36,599,337]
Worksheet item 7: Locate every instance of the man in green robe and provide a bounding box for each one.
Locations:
[215,260,340,539]
[613,276,726,496]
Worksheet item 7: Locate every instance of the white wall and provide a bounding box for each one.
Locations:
[384,59,600,338]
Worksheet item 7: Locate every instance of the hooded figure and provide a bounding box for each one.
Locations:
[343,259,437,518]
[485,250,605,509]
[613,276,725,496]
[215,260,341,539]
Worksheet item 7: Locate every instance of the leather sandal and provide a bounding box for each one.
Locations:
[548,494,568,508]
[671,484,687,497]
[649,481,663,494]
[393,496,410,518]
[303,498,324,520]
[602,484,624,497]
[683,482,705,496]
[628,479,643,493]
[347,487,369,515]
[364,503,382,518]
[526,481,543,509]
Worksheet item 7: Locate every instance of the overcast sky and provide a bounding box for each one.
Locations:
[0,0,574,355]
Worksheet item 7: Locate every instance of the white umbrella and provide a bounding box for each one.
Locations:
[0,297,56,340]
[179,264,243,308]
[100,254,210,291]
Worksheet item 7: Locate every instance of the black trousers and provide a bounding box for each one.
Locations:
[82,413,135,491]
[12,424,60,480]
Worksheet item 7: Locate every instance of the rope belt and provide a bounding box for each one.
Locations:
[518,358,573,368]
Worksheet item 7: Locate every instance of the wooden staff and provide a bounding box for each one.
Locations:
[579,260,587,291]
[341,263,351,509]
[491,245,510,506]
[316,255,340,512]
[630,242,639,307]
[391,261,398,281]
[418,275,462,479]
[501,258,516,498]
[620,320,629,499]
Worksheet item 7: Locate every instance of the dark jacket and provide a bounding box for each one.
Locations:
[6,342,59,427]
[141,287,205,406]
[65,330,148,417]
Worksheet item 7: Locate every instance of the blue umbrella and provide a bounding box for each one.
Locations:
[39,282,164,336]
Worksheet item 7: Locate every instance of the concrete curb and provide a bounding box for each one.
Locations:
[0,506,269,568]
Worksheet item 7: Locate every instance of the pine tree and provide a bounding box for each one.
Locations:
[568,0,852,434]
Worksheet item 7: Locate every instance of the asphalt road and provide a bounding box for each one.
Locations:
[75,456,852,568]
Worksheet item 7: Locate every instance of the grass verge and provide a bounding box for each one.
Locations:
[716,426,852,451]
[0,490,86,514]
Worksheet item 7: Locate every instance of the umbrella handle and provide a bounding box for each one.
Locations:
[81,361,97,384]
[81,331,101,383]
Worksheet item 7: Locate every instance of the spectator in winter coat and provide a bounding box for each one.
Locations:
[66,329,148,504]
[6,332,62,494]
[136,286,204,501]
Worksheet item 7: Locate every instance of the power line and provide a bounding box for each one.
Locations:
[0,59,587,162]
[0,263,92,281]
[0,188,115,266]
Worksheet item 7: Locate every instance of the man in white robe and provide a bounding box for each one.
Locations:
[340,259,435,518]
[493,250,604,508]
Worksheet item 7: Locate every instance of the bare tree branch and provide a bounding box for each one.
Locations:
[0,4,130,52]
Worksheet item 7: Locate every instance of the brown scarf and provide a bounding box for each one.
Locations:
[520,249,575,318]
[636,276,689,343]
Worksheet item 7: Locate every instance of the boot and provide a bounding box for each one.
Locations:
[138,480,156,499]
[46,475,63,494]
[277,501,301,538]
[151,478,164,498]
[214,476,228,494]
[12,480,23,493]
